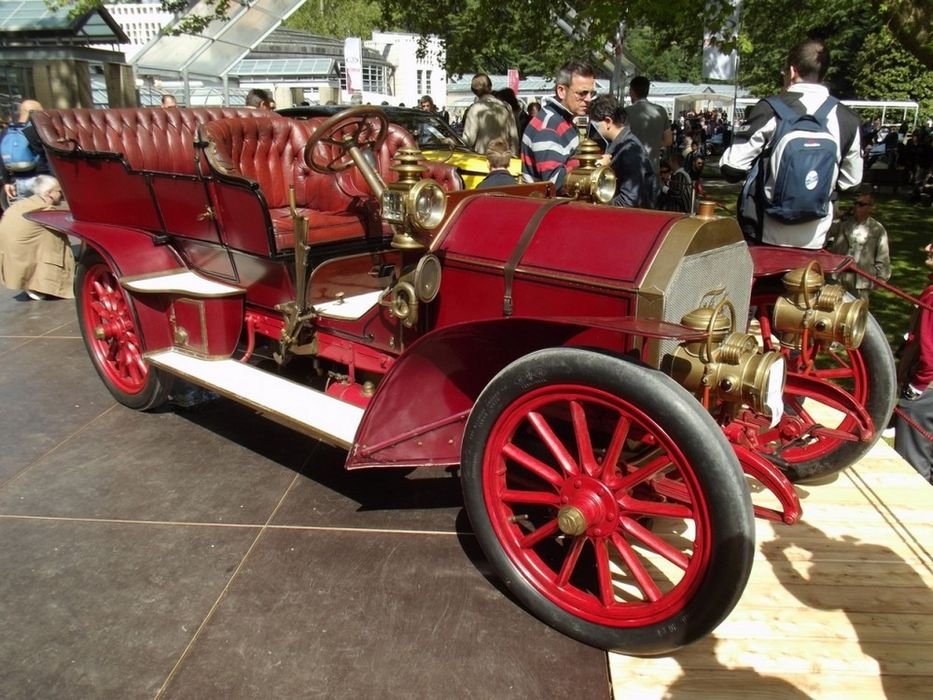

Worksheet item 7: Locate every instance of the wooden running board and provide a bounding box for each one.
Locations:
[147,349,363,450]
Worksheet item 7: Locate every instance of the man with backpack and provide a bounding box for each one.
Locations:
[1,99,48,210]
[720,39,862,249]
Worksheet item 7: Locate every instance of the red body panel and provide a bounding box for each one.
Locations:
[50,155,163,229]
[436,197,677,287]
[171,297,245,357]
[28,210,182,277]
[348,318,588,469]
[750,245,849,278]
[430,196,679,334]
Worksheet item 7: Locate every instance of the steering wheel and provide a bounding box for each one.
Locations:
[303,106,389,175]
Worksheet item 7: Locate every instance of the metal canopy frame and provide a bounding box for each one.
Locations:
[132,0,305,81]
[0,0,129,46]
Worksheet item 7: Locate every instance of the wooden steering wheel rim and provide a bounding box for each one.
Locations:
[303,106,390,174]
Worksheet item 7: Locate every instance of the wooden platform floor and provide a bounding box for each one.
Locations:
[609,438,933,699]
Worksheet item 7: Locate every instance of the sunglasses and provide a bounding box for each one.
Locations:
[566,88,597,99]
[855,201,872,207]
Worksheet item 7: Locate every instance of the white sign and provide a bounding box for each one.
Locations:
[344,37,363,95]
[702,1,741,81]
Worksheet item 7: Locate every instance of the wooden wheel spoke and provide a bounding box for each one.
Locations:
[594,539,616,607]
[518,517,559,548]
[502,443,564,489]
[556,536,586,587]
[620,517,691,570]
[527,409,580,477]
[610,532,663,602]
[618,496,693,520]
[601,414,632,484]
[615,451,674,491]
[569,400,601,477]
[501,488,560,506]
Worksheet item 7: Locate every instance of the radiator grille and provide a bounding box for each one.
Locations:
[658,240,754,361]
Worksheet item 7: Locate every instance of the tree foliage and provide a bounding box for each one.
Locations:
[376,0,735,77]
[737,0,932,107]
[624,27,702,84]
[48,0,933,83]
[285,0,384,41]
[851,24,933,118]
[885,0,933,68]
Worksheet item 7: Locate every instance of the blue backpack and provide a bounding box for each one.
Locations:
[759,96,839,224]
[1,123,40,173]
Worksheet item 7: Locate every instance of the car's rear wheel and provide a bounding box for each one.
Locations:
[461,348,755,655]
[76,252,171,410]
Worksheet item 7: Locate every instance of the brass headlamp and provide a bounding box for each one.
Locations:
[381,146,448,250]
[771,262,868,349]
[563,138,617,204]
[665,300,786,422]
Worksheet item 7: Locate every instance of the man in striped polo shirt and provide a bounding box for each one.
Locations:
[521,61,595,193]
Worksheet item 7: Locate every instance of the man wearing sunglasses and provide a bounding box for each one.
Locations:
[826,191,891,301]
[521,60,595,193]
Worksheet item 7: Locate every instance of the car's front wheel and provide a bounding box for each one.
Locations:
[75,252,172,410]
[461,348,755,655]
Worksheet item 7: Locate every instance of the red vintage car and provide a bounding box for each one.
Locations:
[28,105,892,655]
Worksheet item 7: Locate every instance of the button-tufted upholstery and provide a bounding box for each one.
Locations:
[31,107,271,175]
[200,116,463,251]
[31,107,463,253]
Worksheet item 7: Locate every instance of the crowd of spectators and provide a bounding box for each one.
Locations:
[860,121,933,204]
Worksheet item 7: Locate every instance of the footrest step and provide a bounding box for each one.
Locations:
[147,349,362,449]
[122,271,243,297]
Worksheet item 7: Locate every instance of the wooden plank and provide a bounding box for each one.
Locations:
[713,609,933,643]
[608,436,933,698]
[608,668,932,700]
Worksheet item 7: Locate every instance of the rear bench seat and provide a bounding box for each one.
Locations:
[31,106,270,175]
[30,107,280,231]
[199,115,463,251]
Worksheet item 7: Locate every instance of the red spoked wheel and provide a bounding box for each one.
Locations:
[461,349,754,655]
[75,252,171,410]
[746,300,895,483]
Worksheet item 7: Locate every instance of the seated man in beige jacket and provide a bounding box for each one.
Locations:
[0,174,72,300]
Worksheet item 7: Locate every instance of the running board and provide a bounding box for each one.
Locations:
[147,349,363,450]
[122,270,243,297]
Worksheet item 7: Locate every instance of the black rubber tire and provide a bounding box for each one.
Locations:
[779,313,896,484]
[75,251,172,411]
[461,348,755,655]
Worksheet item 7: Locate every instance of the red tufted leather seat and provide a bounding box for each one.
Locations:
[200,116,463,251]
[31,107,462,252]
[32,107,272,175]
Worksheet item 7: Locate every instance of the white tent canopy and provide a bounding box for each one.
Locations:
[673,92,735,115]
[735,98,920,129]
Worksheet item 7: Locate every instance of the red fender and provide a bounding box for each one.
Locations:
[28,209,186,353]
[731,444,802,524]
[346,314,708,470]
[346,318,582,469]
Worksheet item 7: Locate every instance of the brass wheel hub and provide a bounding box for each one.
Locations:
[557,476,620,538]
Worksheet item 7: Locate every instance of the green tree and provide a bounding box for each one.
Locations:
[885,0,933,68]
[737,0,931,111]
[736,0,879,98]
[624,26,703,83]
[852,25,933,119]
[49,0,933,74]
[286,0,384,40]
[376,0,736,76]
